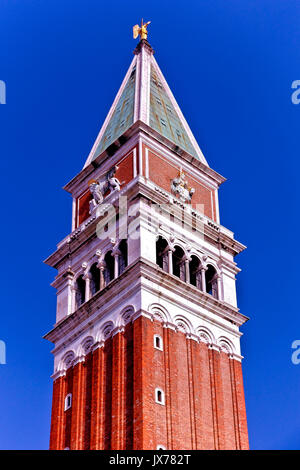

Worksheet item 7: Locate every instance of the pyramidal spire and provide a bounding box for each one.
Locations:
[84,26,207,168]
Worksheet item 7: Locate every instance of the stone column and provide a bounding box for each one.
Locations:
[99,264,105,290]
[185,258,190,283]
[96,250,105,290]
[168,249,173,275]
[64,269,74,316]
[71,285,77,313]
[113,249,120,279]
[84,273,91,302]
[200,266,207,292]
[216,274,222,300]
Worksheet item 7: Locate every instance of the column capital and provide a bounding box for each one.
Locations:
[110,237,117,247]
[97,262,106,271]
[63,267,75,280]
[83,272,92,281]
[112,248,121,257]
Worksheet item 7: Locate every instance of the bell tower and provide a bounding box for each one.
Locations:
[45,25,249,450]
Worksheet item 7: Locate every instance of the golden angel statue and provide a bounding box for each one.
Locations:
[133,19,151,41]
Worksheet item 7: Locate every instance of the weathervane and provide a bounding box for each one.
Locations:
[133,19,151,41]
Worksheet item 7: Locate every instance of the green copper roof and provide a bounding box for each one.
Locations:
[92,66,136,160]
[149,65,199,159]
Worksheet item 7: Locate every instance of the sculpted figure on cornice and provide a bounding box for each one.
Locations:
[89,166,121,214]
[171,167,195,203]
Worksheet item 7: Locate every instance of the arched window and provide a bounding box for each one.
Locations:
[154,334,163,351]
[104,251,114,285]
[205,264,218,299]
[64,393,72,411]
[75,275,86,308]
[118,239,128,276]
[90,263,100,295]
[189,255,201,288]
[156,236,169,272]
[155,388,165,405]
[172,246,185,281]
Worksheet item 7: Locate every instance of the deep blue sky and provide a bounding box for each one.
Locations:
[0,0,299,450]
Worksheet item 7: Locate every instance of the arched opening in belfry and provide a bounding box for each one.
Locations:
[90,263,100,295]
[172,246,185,281]
[156,236,169,272]
[104,251,115,285]
[118,239,128,276]
[75,275,86,308]
[189,255,201,288]
[205,264,218,299]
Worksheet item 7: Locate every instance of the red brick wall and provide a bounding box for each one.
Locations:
[133,316,156,450]
[75,143,217,228]
[146,149,216,220]
[232,359,249,449]
[49,317,248,450]
[76,147,136,228]
[49,375,66,450]
[115,150,135,188]
[83,352,93,449]
[102,337,113,449]
[70,361,86,449]
[90,346,103,449]
[64,367,73,449]
[166,327,193,449]
[153,320,168,449]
